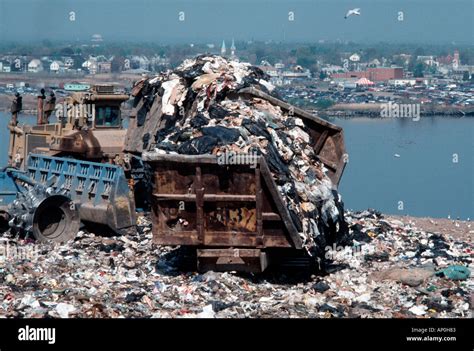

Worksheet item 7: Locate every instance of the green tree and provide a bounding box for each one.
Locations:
[414,62,424,78]
[364,48,377,61]
[111,56,125,73]
[255,47,267,65]
[60,47,74,56]
[413,47,425,57]
[459,50,473,65]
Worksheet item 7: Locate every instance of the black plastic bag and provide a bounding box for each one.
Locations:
[201,126,240,144]
[177,136,219,155]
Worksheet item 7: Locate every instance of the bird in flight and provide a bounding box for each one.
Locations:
[345,8,361,19]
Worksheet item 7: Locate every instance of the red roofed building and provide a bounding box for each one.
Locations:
[332,67,404,81]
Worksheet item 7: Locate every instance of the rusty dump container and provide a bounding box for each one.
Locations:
[143,153,301,272]
[142,96,346,272]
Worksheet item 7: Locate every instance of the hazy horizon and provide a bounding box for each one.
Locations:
[0,0,473,44]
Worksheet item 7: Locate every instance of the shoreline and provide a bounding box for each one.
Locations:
[1,95,472,117]
[320,103,474,117]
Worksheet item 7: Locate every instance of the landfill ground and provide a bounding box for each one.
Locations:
[0,210,472,318]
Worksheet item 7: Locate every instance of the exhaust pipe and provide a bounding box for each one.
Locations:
[37,89,45,125]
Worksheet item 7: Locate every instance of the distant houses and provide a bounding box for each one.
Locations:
[0,52,170,75]
[258,61,312,86]
[0,47,470,84]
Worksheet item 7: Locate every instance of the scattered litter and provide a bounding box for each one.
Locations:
[196,304,216,319]
[436,265,471,280]
[55,303,76,318]
[312,281,330,293]
[0,195,471,320]
[409,305,427,316]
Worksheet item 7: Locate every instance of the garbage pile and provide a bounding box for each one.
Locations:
[131,55,348,256]
[0,212,472,318]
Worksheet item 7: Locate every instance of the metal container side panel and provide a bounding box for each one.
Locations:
[145,154,302,250]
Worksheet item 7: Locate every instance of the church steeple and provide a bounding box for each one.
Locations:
[230,38,236,56]
[221,40,226,56]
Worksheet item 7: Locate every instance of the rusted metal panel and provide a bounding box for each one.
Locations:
[147,154,302,251]
[153,232,291,247]
[258,160,303,249]
[255,167,264,247]
[195,166,204,244]
[153,194,257,202]
[124,97,165,154]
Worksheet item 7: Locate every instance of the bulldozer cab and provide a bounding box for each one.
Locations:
[8,85,130,169]
[62,85,127,129]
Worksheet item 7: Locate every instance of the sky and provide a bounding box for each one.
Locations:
[0,0,472,44]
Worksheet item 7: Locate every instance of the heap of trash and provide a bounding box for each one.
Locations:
[0,211,472,318]
[130,55,348,257]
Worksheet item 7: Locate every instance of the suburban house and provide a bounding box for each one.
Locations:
[97,61,112,73]
[82,58,98,74]
[27,59,43,73]
[64,57,75,68]
[50,60,65,73]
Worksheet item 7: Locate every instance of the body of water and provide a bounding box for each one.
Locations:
[335,116,473,219]
[1,113,472,219]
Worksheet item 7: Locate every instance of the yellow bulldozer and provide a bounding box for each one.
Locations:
[8,85,130,169]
